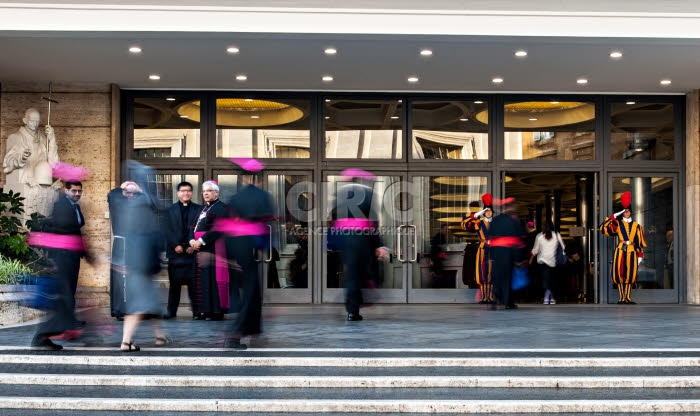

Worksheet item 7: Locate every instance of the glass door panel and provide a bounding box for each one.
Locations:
[263,172,313,303]
[604,175,677,303]
[407,175,488,303]
[322,174,406,303]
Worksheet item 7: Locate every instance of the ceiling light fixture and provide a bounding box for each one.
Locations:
[128,46,142,54]
[226,47,240,54]
[325,99,331,102]
[492,77,504,84]
[180,115,189,119]
[244,99,253,102]
[626,101,636,105]
[391,116,399,119]
[529,118,538,121]
[577,78,588,85]
[459,118,469,121]
[324,48,337,55]
[149,74,160,80]
[322,75,334,82]
[609,51,623,59]
[235,74,247,81]
[166,97,176,101]
[660,79,672,85]
[420,49,433,56]
[514,50,528,57]
[325,116,330,119]
[407,76,419,83]
[251,115,260,119]
[474,101,484,104]
[550,101,560,104]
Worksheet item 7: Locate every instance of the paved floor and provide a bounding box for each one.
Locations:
[2,304,700,351]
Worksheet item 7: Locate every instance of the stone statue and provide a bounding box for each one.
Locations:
[3,107,61,217]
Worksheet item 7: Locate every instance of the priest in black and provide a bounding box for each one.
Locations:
[189,180,228,320]
[163,181,201,319]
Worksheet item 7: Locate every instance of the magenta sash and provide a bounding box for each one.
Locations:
[333,218,375,230]
[214,218,268,236]
[27,232,84,251]
[193,231,229,310]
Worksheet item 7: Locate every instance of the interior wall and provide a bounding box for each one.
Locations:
[0,82,115,305]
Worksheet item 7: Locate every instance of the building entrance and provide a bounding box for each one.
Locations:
[504,172,598,304]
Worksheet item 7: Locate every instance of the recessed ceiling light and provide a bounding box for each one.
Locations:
[226,47,240,54]
[577,78,588,85]
[609,51,623,59]
[529,118,538,121]
[324,48,337,55]
[325,99,331,102]
[149,74,160,80]
[322,75,334,82]
[180,115,189,119]
[474,101,484,104]
[626,101,636,105]
[128,46,142,54]
[391,116,399,119]
[550,101,560,104]
[460,118,469,121]
[492,77,504,84]
[660,79,672,85]
[251,115,260,119]
[325,116,330,119]
[244,99,253,102]
[514,50,527,57]
[398,99,403,103]
[407,76,419,83]
[420,49,433,56]
[235,74,247,81]
[166,97,176,101]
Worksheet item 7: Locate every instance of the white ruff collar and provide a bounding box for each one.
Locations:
[483,217,492,223]
[623,217,633,223]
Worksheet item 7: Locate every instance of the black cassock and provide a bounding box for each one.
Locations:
[190,199,228,316]
[226,184,274,338]
[163,200,201,317]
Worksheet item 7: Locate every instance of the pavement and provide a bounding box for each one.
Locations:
[2,303,700,351]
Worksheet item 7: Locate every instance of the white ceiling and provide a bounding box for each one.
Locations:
[2,1,700,94]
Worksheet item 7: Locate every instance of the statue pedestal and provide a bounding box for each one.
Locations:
[3,172,58,221]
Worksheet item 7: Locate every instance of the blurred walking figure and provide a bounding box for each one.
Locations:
[529,220,565,305]
[461,193,493,303]
[189,180,228,320]
[117,163,170,352]
[488,197,524,310]
[29,164,90,350]
[221,158,275,349]
[599,191,646,304]
[162,181,201,319]
[331,169,390,321]
[107,181,141,320]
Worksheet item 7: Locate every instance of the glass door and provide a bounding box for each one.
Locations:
[604,174,677,303]
[406,174,489,303]
[321,172,407,304]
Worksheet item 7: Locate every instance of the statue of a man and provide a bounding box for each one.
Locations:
[3,108,61,217]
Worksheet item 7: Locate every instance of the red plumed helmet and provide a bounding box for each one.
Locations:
[620,191,631,209]
[481,193,492,208]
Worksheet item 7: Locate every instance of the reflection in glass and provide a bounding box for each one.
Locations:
[502,101,595,160]
[267,174,312,289]
[324,175,403,289]
[133,97,201,158]
[610,176,674,290]
[610,102,675,161]
[411,176,488,289]
[412,100,488,160]
[325,99,403,159]
[144,173,200,209]
[215,98,311,159]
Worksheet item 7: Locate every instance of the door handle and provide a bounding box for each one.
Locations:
[397,225,406,263]
[409,224,418,262]
[263,224,273,263]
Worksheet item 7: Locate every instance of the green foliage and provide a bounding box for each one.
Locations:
[0,253,32,285]
[0,189,32,260]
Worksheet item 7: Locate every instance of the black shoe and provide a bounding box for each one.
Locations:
[347,313,363,321]
[626,300,637,305]
[115,315,124,321]
[193,314,203,320]
[505,304,518,310]
[224,338,247,349]
[31,336,63,351]
[617,300,626,304]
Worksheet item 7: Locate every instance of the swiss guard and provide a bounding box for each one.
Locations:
[461,193,494,304]
[598,191,647,304]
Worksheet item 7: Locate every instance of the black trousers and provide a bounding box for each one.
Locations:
[339,233,375,315]
[35,248,80,338]
[491,247,516,306]
[167,261,195,317]
[228,236,262,337]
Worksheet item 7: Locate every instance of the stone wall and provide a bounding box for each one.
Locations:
[1,82,118,305]
[687,90,700,304]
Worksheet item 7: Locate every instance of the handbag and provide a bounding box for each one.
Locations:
[555,233,567,267]
[511,266,529,291]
